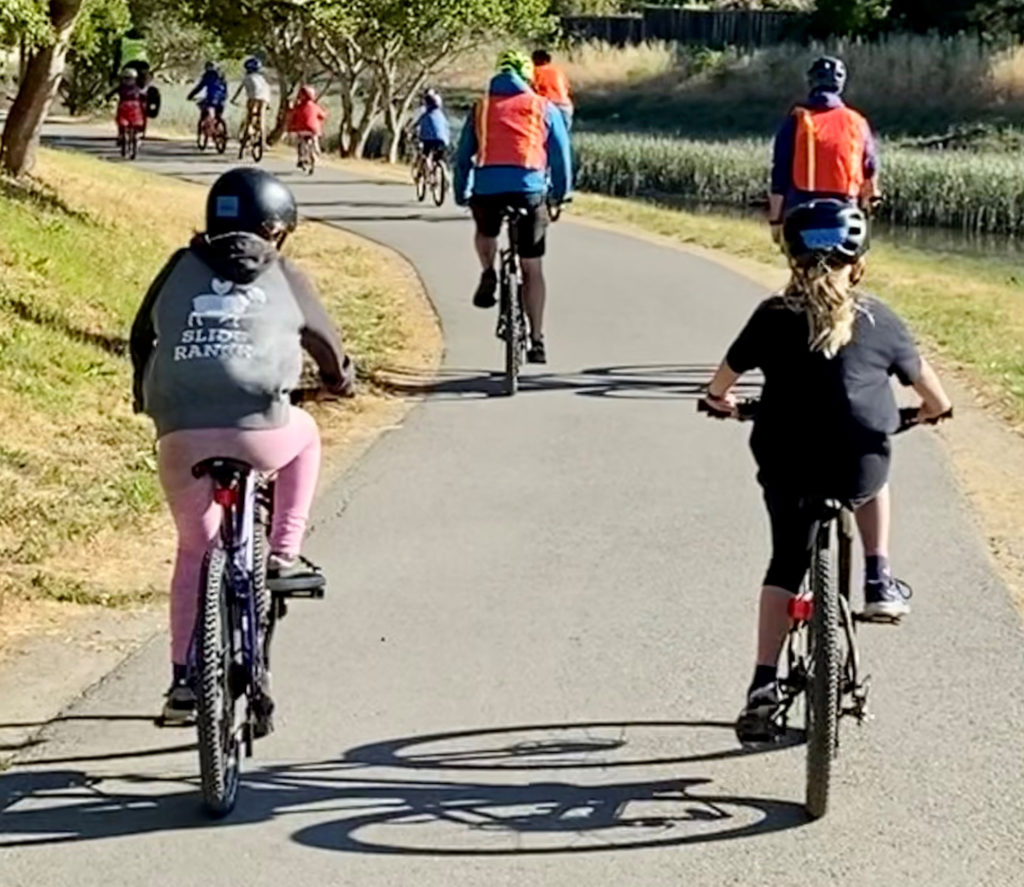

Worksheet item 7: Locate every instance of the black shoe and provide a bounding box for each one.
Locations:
[473,269,498,308]
[160,680,197,726]
[862,576,912,622]
[526,338,547,364]
[735,682,780,745]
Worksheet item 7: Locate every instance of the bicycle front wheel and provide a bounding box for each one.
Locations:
[805,519,840,819]
[197,119,208,151]
[196,548,241,817]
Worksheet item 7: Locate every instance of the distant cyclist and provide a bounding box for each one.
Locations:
[413,88,450,162]
[187,61,228,125]
[131,168,354,724]
[454,49,572,365]
[232,56,272,141]
[701,199,951,743]
[105,68,146,145]
[768,56,880,243]
[287,85,328,160]
[531,49,573,130]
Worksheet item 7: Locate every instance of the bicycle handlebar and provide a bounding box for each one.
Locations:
[697,396,953,431]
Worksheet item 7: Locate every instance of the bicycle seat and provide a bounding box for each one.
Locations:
[191,457,254,485]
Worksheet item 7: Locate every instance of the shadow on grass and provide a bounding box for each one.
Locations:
[1,295,128,358]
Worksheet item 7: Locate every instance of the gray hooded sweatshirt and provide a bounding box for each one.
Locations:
[131,233,353,436]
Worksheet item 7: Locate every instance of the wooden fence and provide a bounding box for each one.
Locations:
[562,7,806,48]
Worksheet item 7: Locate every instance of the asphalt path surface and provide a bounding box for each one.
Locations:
[2,125,1023,885]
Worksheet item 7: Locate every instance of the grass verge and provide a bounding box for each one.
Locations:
[571,192,1024,430]
[0,148,439,646]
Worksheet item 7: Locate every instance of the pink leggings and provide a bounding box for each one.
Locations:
[158,409,321,665]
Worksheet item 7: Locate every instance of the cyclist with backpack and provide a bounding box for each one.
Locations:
[130,168,354,724]
[700,199,951,743]
[454,49,572,365]
[768,57,880,243]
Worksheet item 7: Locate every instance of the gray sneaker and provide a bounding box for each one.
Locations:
[863,577,912,622]
[161,681,196,726]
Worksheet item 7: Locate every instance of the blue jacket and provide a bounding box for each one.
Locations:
[454,72,572,206]
[416,107,450,145]
[188,70,228,106]
[771,89,879,206]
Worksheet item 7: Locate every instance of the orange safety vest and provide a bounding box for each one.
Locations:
[475,91,548,171]
[533,64,571,106]
[791,105,868,197]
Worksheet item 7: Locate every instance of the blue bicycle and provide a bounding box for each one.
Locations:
[191,457,323,816]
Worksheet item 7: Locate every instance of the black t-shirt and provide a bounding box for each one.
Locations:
[725,294,921,485]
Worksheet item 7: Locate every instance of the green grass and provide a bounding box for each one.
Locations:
[0,148,423,610]
[573,132,1024,235]
[574,192,1024,425]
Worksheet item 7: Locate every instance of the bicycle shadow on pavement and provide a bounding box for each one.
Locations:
[0,719,806,855]
[376,364,763,402]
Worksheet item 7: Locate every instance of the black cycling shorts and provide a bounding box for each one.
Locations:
[760,447,890,593]
[470,193,548,259]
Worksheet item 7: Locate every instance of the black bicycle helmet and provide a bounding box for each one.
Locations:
[782,199,868,268]
[205,168,298,239]
[807,55,847,94]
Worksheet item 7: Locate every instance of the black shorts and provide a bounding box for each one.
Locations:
[759,446,890,593]
[470,194,548,259]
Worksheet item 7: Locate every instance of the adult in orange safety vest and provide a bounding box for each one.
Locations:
[454,49,572,365]
[531,49,573,129]
[769,56,879,242]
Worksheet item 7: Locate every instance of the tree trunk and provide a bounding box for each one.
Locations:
[1,0,85,177]
[268,78,293,146]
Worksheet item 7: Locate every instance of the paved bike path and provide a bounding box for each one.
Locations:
[2,127,1022,885]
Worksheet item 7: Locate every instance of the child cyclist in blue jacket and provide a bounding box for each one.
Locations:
[187,61,228,122]
[701,199,952,745]
[414,88,451,161]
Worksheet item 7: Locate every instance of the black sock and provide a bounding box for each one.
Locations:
[750,664,777,693]
[172,663,188,685]
[865,555,891,583]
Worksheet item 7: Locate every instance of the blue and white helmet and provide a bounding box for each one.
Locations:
[244,56,262,73]
[783,199,868,268]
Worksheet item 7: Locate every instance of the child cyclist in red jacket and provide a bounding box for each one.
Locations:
[106,68,146,145]
[287,85,327,158]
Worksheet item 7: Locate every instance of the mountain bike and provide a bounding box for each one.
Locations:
[197,105,228,154]
[497,206,529,396]
[237,104,264,162]
[190,457,324,817]
[699,397,952,819]
[296,133,316,175]
[411,142,449,206]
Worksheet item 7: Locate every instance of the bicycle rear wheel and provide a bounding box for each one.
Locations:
[128,127,138,160]
[805,519,840,819]
[501,261,522,396]
[431,161,449,206]
[237,129,248,160]
[196,548,241,817]
[252,132,264,163]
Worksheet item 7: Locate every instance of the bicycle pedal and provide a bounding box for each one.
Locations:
[854,612,903,625]
[268,575,326,598]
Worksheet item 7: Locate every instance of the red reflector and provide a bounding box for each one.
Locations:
[213,487,237,507]
[788,596,813,622]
